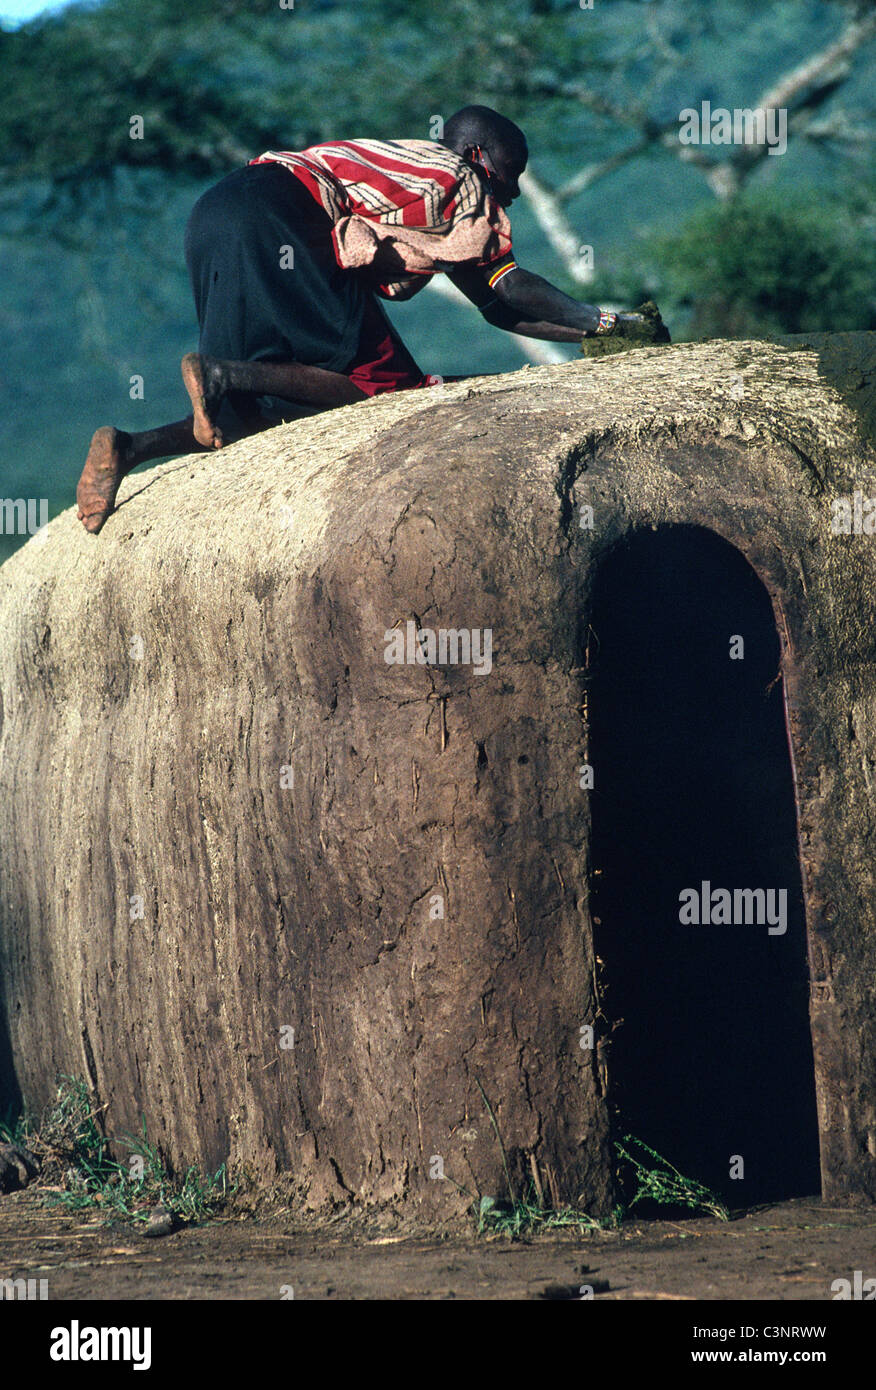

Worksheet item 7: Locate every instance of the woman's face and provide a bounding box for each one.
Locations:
[469,144,527,207]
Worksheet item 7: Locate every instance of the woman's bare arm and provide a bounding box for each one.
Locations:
[447,260,661,342]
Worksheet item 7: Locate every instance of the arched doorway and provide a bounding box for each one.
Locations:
[588,525,820,1207]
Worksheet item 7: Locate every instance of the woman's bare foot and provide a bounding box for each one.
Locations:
[181,353,227,448]
[76,426,131,534]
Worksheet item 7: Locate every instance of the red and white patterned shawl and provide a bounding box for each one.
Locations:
[249,139,513,299]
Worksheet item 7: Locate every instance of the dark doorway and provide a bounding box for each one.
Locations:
[588,525,820,1207]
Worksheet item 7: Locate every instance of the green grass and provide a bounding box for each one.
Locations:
[472,1074,729,1237]
[613,1134,730,1222]
[1,1075,231,1226]
[7,1079,729,1235]
[477,1189,615,1237]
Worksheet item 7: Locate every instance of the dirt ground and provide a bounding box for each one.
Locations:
[1,1190,874,1300]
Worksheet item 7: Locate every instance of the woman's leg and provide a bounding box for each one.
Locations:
[77,417,211,534]
[77,350,365,534]
[181,353,367,447]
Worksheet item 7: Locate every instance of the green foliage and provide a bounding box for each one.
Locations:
[614,1134,730,1220]
[473,1132,728,1238]
[477,1189,614,1236]
[656,188,876,338]
[0,0,605,188]
[7,1075,231,1225]
[0,0,288,185]
[9,0,864,192]
[475,1065,727,1236]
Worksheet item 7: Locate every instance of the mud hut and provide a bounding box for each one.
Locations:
[0,334,874,1219]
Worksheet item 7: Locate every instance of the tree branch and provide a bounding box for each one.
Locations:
[556,135,663,203]
[518,167,596,286]
[756,10,876,113]
[520,7,876,203]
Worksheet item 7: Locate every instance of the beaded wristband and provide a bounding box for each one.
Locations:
[595,311,618,335]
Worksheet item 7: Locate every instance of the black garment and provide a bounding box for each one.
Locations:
[184,162,371,432]
[184,161,372,367]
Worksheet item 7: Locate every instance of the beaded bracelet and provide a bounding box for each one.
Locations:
[595,310,618,335]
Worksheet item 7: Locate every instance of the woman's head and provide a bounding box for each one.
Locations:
[443,105,528,207]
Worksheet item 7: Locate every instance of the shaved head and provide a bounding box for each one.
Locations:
[444,105,528,168]
[443,105,527,207]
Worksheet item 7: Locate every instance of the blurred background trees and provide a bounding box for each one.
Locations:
[0,0,873,554]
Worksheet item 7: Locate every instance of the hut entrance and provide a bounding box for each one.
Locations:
[589,525,820,1207]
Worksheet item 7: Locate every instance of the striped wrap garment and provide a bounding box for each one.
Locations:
[249,139,514,299]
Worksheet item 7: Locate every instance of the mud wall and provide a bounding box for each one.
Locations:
[0,335,874,1216]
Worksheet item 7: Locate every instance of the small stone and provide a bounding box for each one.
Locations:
[143,1203,176,1237]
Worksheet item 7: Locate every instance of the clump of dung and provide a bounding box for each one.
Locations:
[580,301,671,357]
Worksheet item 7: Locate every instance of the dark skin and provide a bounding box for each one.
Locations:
[444,138,646,340]
[76,135,651,533]
[76,361,367,533]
